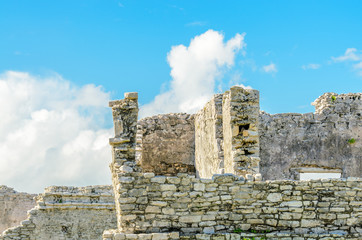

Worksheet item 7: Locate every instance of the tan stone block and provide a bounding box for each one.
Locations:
[179,215,202,223]
[125,234,138,240]
[137,234,152,240]
[246,219,264,224]
[194,183,206,191]
[114,233,126,240]
[145,206,161,213]
[152,233,169,240]
[301,219,320,228]
[124,92,138,100]
[169,232,179,239]
[266,193,282,202]
[150,201,167,207]
[160,184,177,191]
[162,207,175,215]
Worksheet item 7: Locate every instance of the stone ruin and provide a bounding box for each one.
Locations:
[0,86,361,240]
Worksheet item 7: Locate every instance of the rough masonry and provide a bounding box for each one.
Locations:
[1,186,116,240]
[103,86,361,240]
[1,86,361,240]
[0,186,36,233]
[259,92,362,180]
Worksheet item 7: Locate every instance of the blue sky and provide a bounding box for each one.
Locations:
[1,1,362,192]
[2,0,362,112]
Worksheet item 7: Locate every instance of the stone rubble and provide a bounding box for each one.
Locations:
[0,186,116,240]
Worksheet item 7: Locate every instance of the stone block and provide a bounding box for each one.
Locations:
[145,206,161,213]
[194,183,206,191]
[266,193,282,202]
[179,215,202,223]
[124,92,138,100]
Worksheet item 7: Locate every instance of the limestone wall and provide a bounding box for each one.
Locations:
[107,90,361,240]
[0,185,116,240]
[137,113,195,175]
[259,92,362,180]
[0,186,36,233]
[111,172,361,236]
[195,94,224,178]
[222,87,260,178]
[104,231,361,240]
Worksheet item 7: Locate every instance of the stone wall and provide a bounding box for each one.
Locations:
[107,172,361,236]
[112,89,361,181]
[106,89,361,240]
[222,87,260,179]
[104,231,361,240]
[0,185,116,240]
[195,94,224,178]
[259,92,362,180]
[0,186,36,233]
[137,113,195,176]
[3,87,361,240]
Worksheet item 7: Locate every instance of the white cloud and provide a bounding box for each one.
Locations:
[354,62,362,76]
[353,61,362,69]
[140,30,246,117]
[262,62,277,73]
[332,48,361,62]
[302,63,321,70]
[332,48,362,76]
[186,21,207,27]
[0,71,112,193]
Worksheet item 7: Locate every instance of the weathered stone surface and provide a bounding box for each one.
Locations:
[0,186,36,233]
[137,113,195,175]
[106,87,361,239]
[259,92,362,180]
[222,87,260,178]
[0,186,116,240]
[195,94,224,178]
[4,87,362,240]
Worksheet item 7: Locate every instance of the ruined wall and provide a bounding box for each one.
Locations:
[222,87,260,179]
[259,93,362,180]
[104,231,361,240]
[195,94,224,178]
[106,90,361,240]
[108,172,362,236]
[137,113,195,175]
[0,185,116,240]
[0,186,36,233]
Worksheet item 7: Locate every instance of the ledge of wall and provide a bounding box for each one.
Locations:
[1,185,116,240]
[0,185,36,233]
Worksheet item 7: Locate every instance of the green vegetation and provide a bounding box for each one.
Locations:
[331,95,336,102]
[348,138,356,144]
[233,228,243,233]
[233,228,269,239]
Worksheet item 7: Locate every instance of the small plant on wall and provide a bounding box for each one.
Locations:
[331,95,336,102]
[348,138,356,144]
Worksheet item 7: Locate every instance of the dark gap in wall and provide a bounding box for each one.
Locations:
[238,124,250,135]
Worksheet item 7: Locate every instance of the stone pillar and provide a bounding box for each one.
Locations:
[108,92,139,230]
[222,86,261,180]
[195,94,224,178]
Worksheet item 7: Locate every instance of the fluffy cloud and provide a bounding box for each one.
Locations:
[332,48,361,62]
[140,30,245,117]
[262,62,277,73]
[0,71,112,193]
[332,48,362,76]
[302,63,321,70]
